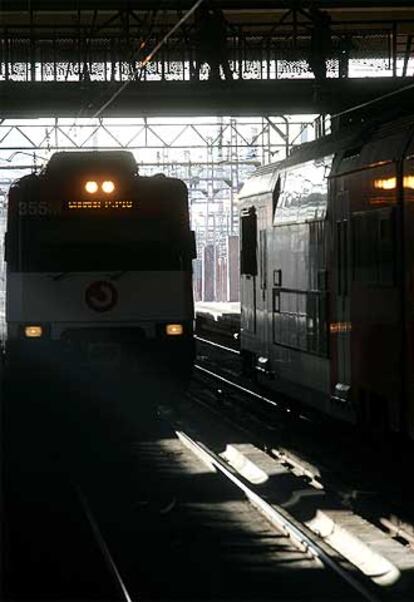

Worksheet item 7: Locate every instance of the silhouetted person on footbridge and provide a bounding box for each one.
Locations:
[192,4,233,81]
[308,8,332,81]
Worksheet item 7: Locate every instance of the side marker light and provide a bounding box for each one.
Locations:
[25,326,43,338]
[166,324,184,336]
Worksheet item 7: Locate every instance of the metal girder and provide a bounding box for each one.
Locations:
[0,115,305,156]
[1,1,414,9]
[1,6,413,87]
[0,78,411,118]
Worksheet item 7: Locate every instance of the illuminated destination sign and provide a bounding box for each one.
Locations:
[17,199,136,215]
[67,200,134,210]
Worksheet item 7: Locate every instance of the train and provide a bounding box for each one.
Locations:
[238,112,414,439]
[1,150,195,387]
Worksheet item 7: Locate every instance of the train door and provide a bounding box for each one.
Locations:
[335,158,402,431]
[240,207,257,338]
[403,139,414,438]
[332,188,352,403]
[256,207,269,354]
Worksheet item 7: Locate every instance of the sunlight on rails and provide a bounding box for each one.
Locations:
[306,511,401,587]
[220,444,269,485]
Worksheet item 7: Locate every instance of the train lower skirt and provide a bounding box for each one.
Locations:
[5,334,195,398]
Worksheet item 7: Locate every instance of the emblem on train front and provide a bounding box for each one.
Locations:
[85,281,118,312]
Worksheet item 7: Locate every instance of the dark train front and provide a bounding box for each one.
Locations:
[3,150,195,391]
[239,114,414,439]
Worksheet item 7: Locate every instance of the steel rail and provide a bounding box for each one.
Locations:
[195,335,240,355]
[176,429,380,602]
[194,360,414,558]
[75,485,134,602]
[194,363,280,408]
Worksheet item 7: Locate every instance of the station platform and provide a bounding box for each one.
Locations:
[195,301,240,319]
[195,302,240,346]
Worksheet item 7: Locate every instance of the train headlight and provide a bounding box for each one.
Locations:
[102,180,115,194]
[24,325,43,338]
[165,324,184,336]
[85,180,98,194]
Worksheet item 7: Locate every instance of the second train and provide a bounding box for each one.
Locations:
[239,112,414,439]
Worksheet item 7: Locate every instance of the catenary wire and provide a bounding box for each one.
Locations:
[93,0,205,118]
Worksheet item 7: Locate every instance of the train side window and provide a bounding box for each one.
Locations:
[272,289,328,357]
[352,216,362,281]
[259,230,267,289]
[273,269,282,286]
[343,146,362,159]
[272,176,281,221]
[317,293,329,356]
[378,214,395,285]
[317,269,327,291]
[353,214,375,283]
[240,207,257,276]
[306,294,317,354]
[4,232,8,263]
[189,231,197,259]
[336,221,348,296]
[273,290,280,312]
[352,210,395,286]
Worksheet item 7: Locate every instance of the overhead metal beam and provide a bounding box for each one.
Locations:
[1,1,414,9]
[0,78,411,118]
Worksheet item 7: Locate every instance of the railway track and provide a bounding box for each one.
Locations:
[2,368,362,602]
[192,336,414,589]
[4,352,414,602]
[175,428,382,602]
[2,472,126,601]
[1,373,137,602]
[196,333,414,488]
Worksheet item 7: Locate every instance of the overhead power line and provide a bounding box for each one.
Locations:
[331,80,414,119]
[93,0,205,118]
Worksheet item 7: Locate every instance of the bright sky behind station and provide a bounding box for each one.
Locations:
[0,114,319,188]
[0,114,319,246]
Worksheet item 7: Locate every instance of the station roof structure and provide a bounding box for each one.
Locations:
[2,1,413,18]
[0,1,413,116]
[1,1,413,8]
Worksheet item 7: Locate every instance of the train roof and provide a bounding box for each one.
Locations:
[239,111,414,200]
[250,126,360,178]
[44,151,137,176]
[238,129,358,200]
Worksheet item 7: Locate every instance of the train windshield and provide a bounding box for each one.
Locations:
[7,215,192,272]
